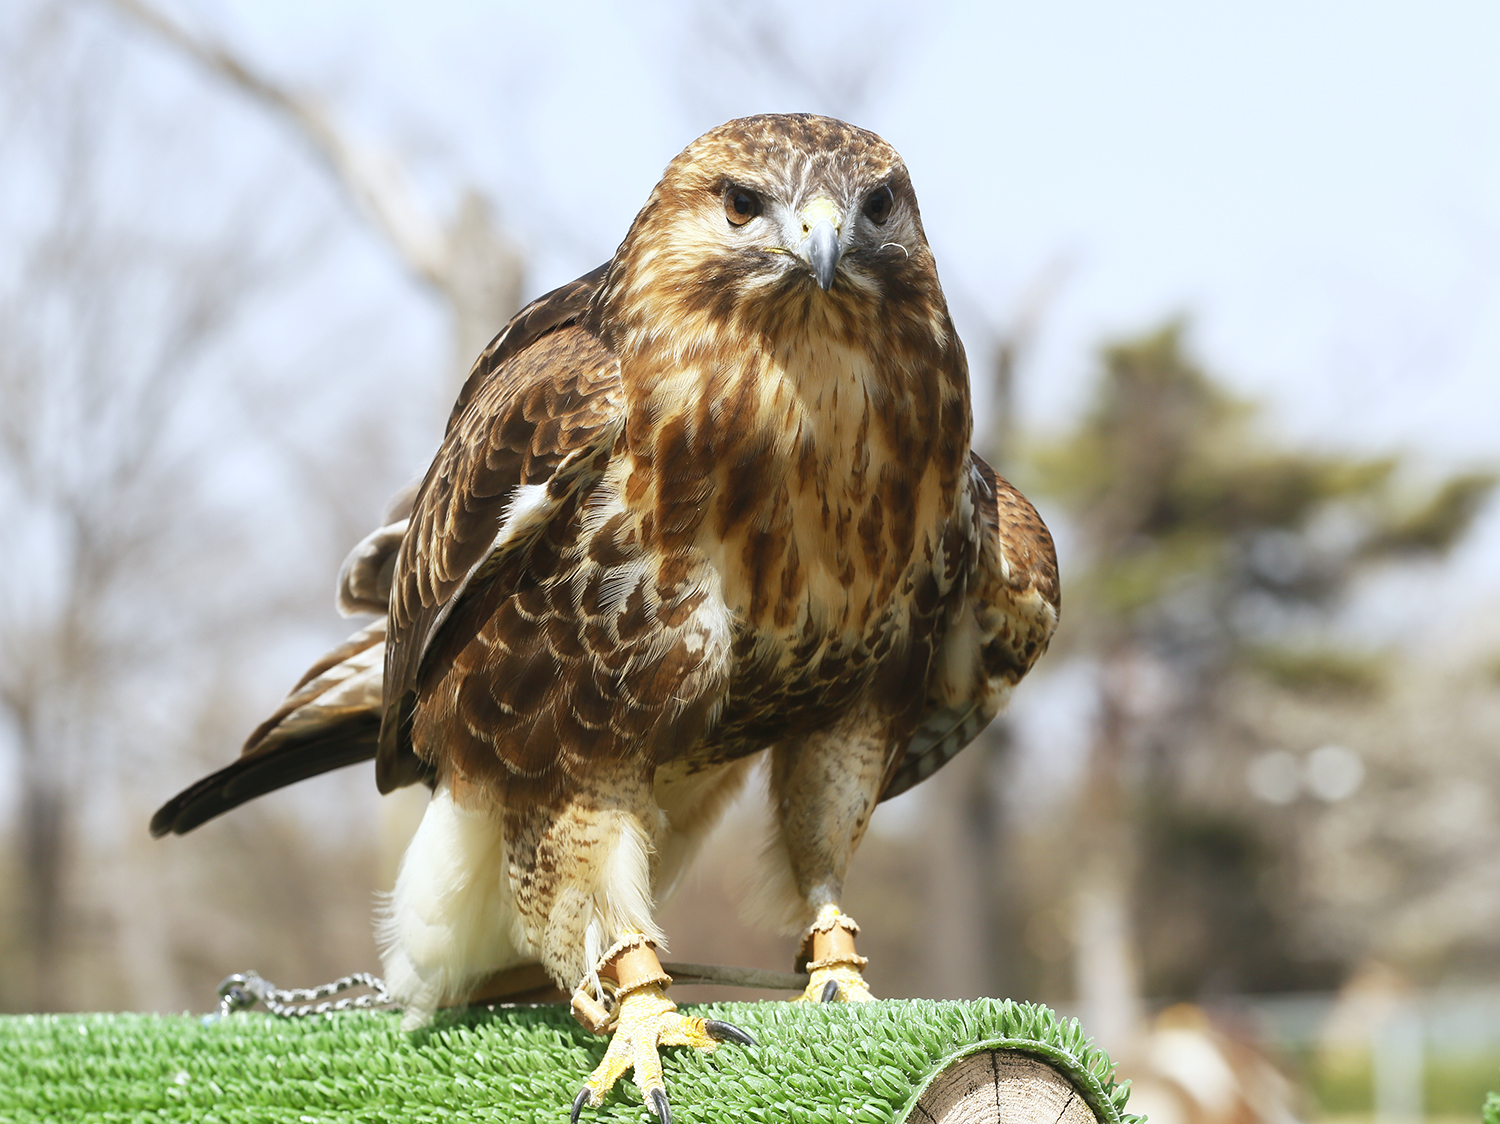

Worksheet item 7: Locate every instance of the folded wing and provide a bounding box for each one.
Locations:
[881,453,1061,800]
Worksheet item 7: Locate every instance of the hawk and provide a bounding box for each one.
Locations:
[153,114,1060,1121]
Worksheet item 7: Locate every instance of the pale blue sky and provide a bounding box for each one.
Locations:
[205,0,1500,451]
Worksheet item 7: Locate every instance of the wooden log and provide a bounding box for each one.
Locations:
[912,1049,1104,1124]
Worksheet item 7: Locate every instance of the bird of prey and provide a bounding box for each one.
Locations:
[152,114,1060,1120]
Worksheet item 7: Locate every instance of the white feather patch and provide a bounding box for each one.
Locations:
[591,810,663,948]
[378,785,525,1030]
[418,481,557,657]
[494,481,552,546]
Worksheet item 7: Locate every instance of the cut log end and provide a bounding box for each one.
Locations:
[910,1050,1102,1124]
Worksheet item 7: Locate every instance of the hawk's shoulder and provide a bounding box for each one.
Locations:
[445,261,609,431]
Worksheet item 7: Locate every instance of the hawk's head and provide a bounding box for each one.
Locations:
[595,114,946,348]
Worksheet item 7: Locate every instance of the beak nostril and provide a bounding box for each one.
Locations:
[802,219,842,292]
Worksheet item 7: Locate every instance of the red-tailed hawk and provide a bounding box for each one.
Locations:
[153,114,1059,1121]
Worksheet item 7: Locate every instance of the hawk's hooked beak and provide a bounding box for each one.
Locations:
[798,197,842,292]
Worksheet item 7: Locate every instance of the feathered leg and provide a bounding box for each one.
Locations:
[495,773,753,1122]
[762,712,891,1003]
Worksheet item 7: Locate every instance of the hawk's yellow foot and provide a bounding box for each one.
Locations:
[795,905,875,1004]
[571,938,756,1124]
[803,961,876,1004]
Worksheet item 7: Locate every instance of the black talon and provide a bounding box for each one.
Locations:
[704,1019,758,1047]
[648,1087,673,1124]
[571,1087,591,1124]
[820,979,840,1003]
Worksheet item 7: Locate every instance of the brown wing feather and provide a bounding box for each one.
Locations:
[880,452,1060,799]
[378,321,625,792]
[971,455,1060,679]
[409,488,729,809]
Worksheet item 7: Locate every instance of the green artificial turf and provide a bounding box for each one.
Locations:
[0,998,1140,1124]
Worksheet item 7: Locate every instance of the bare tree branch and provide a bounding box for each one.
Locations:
[105,0,526,378]
[983,255,1074,472]
[0,0,414,1011]
[680,0,896,122]
[106,0,448,288]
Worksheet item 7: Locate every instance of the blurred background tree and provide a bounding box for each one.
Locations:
[0,0,449,1012]
[106,0,534,887]
[1011,323,1495,1042]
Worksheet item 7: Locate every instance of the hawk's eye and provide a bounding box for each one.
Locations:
[724,187,761,227]
[863,184,894,226]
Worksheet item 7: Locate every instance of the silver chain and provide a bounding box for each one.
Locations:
[216,970,394,1019]
[212,960,809,1020]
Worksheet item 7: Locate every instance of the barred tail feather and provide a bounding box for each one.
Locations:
[149,621,395,837]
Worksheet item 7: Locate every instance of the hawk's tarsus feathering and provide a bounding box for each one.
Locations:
[151,113,1060,1116]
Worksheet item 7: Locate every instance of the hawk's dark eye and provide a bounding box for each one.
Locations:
[863,184,894,226]
[724,187,761,227]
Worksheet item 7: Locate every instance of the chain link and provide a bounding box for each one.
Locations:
[210,960,809,1020]
[216,970,394,1019]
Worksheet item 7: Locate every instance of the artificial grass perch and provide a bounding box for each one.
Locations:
[0,999,1139,1124]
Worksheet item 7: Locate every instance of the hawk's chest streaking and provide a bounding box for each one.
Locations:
[348,114,1004,821]
[593,265,975,764]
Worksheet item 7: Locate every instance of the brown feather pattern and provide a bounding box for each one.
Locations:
[374,114,1058,981]
[151,115,1060,1002]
